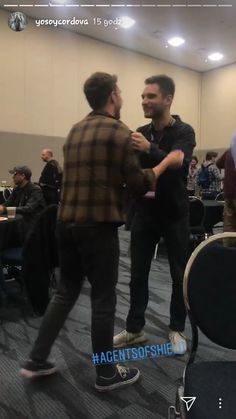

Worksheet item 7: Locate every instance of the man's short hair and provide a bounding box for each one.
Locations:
[144,75,175,97]
[42,148,53,157]
[9,165,32,180]
[206,151,218,161]
[84,72,117,111]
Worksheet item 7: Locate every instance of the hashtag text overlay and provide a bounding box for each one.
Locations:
[91,342,183,365]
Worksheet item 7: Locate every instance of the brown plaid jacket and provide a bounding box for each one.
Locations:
[59,111,155,224]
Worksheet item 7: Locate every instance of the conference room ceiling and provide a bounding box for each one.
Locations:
[2,0,236,72]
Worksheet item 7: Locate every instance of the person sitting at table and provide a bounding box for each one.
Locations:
[0,166,45,238]
[196,151,222,199]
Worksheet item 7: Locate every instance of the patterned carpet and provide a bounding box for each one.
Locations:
[0,227,234,419]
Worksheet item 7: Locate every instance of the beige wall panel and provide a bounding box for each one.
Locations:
[24,26,54,135]
[0,9,200,135]
[201,63,236,150]
[50,30,80,136]
[0,9,200,180]
[0,13,25,132]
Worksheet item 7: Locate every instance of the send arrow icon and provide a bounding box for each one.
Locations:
[180,397,196,411]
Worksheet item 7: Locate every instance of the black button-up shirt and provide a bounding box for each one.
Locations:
[135,115,196,222]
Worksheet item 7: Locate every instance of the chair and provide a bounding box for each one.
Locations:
[189,197,206,250]
[168,232,236,419]
[154,198,206,260]
[3,188,12,201]
[215,191,224,201]
[213,192,224,233]
[1,204,59,315]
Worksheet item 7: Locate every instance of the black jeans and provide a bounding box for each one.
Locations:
[126,215,189,333]
[30,222,119,376]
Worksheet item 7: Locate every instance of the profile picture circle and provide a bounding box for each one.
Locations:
[8,12,27,32]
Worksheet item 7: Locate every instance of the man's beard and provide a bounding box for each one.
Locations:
[153,108,165,119]
[143,106,164,119]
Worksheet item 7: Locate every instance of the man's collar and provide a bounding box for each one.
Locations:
[151,115,180,132]
[88,110,117,120]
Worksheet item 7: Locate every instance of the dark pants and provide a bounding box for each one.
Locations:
[126,215,189,333]
[30,222,119,376]
[42,187,59,206]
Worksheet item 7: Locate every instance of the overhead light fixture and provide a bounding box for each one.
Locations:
[208,52,224,61]
[50,0,66,4]
[49,0,66,6]
[167,37,185,47]
[119,16,135,29]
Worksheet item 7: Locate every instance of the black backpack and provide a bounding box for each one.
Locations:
[197,164,212,189]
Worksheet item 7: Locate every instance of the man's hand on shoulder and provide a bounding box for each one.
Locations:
[131,132,151,153]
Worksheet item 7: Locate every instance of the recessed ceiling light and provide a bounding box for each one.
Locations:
[208,52,224,61]
[167,37,185,47]
[119,16,135,29]
[50,0,68,4]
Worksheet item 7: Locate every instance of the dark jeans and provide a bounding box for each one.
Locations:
[126,215,189,333]
[30,222,119,377]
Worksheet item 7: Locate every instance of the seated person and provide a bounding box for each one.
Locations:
[0,166,45,238]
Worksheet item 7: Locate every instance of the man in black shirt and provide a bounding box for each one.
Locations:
[0,166,45,237]
[114,75,196,354]
[39,149,62,205]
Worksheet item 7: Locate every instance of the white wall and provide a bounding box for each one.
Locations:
[0,9,200,135]
[0,9,201,182]
[201,63,236,151]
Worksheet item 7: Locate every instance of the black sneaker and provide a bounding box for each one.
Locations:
[19,360,57,378]
[95,364,140,392]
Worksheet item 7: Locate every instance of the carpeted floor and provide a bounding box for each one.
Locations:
[0,227,234,419]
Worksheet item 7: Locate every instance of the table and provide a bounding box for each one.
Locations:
[202,200,224,233]
[0,215,24,250]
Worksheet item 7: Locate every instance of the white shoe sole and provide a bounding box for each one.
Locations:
[113,335,148,348]
[95,370,140,392]
[19,367,57,378]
